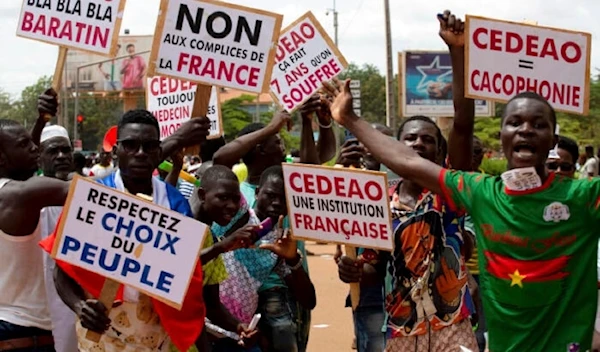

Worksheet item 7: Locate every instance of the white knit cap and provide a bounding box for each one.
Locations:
[41,125,70,144]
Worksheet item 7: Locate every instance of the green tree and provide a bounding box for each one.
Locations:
[221,94,254,140]
[10,76,52,128]
[339,63,387,124]
[0,89,15,120]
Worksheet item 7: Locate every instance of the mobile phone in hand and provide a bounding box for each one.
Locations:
[256,218,274,240]
[344,129,358,146]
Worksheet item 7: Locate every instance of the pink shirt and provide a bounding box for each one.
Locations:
[121,56,146,89]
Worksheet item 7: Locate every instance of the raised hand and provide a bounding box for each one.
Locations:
[322,78,357,126]
[299,95,322,120]
[335,139,365,168]
[218,224,260,253]
[268,110,293,132]
[438,10,465,48]
[38,88,58,121]
[170,117,211,147]
[259,216,297,261]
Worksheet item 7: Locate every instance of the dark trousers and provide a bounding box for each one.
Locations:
[0,321,55,352]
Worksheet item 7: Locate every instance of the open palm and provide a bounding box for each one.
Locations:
[322,78,356,126]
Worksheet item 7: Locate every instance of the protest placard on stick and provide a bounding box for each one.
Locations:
[282,164,393,251]
[465,15,591,115]
[147,77,223,141]
[17,0,127,123]
[148,0,283,94]
[269,11,348,112]
[51,176,208,313]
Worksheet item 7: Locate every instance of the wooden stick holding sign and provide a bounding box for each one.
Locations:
[85,192,152,342]
[85,278,120,342]
[345,245,360,310]
[185,84,213,156]
[45,47,68,124]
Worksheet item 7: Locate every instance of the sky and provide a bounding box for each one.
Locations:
[1,0,598,98]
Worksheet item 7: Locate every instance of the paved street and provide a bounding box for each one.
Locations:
[306,243,355,352]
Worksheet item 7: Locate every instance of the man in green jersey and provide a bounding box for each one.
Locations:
[324,13,597,352]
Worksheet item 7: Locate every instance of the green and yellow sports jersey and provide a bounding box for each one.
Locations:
[439,169,599,352]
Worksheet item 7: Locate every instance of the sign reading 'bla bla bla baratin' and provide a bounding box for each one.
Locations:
[465,15,591,115]
[17,0,126,56]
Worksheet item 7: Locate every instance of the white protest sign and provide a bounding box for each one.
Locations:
[465,15,591,115]
[269,12,348,112]
[51,176,207,309]
[148,0,283,94]
[147,77,223,140]
[282,164,393,251]
[17,0,126,56]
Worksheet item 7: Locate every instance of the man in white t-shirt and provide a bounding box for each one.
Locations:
[580,145,598,179]
[39,125,79,352]
[90,151,114,179]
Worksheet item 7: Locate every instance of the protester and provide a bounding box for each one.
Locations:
[254,166,316,352]
[41,110,212,352]
[334,123,393,352]
[579,145,598,178]
[0,117,70,351]
[326,10,600,350]
[546,136,579,178]
[38,124,79,352]
[90,151,114,179]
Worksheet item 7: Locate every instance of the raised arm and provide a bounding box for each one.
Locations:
[315,96,337,163]
[325,79,444,195]
[212,112,291,168]
[299,96,321,164]
[161,117,211,160]
[0,177,70,236]
[439,10,475,171]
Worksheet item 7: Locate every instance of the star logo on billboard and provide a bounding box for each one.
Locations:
[416,56,452,91]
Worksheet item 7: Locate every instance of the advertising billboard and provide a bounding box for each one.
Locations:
[401,51,493,117]
[65,35,152,92]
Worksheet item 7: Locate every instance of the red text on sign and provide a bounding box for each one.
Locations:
[293,213,389,241]
[177,53,260,87]
[21,12,109,48]
[275,21,316,63]
[470,70,581,108]
[289,172,383,202]
[272,58,341,109]
[150,77,196,96]
[472,27,582,64]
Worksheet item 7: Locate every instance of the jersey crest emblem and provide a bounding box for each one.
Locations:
[543,202,570,222]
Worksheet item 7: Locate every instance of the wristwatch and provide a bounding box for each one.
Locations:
[286,249,304,271]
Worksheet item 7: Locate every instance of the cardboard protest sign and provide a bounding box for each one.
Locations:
[465,15,591,115]
[148,0,283,94]
[282,164,393,251]
[51,176,207,308]
[17,0,126,56]
[269,12,348,112]
[147,77,223,140]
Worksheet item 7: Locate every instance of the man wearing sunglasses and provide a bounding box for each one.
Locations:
[45,110,214,352]
[545,136,578,179]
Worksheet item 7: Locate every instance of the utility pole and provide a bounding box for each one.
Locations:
[383,0,396,128]
[326,0,338,46]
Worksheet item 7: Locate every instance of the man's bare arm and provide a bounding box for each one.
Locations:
[0,177,70,236]
[325,80,444,195]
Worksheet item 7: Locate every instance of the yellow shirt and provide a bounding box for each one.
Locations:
[201,230,228,286]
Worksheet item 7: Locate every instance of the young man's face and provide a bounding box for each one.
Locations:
[40,137,73,180]
[0,125,39,178]
[259,134,285,167]
[255,177,287,222]
[500,98,556,170]
[116,123,161,181]
[127,45,135,56]
[398,120,439,163]
[200,179,240,226]
[546,148,576,178]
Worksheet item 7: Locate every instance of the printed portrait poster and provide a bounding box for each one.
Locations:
[146,76,223,140]
[17,0,126,56]
[402,51,493,116]
[282,164,393,251]
[148,0,283,94]
[51,176,208,308]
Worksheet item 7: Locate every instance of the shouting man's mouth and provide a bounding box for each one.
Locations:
[513,142,537,162]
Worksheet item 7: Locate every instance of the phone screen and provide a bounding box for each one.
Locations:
[344,129,358,145]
